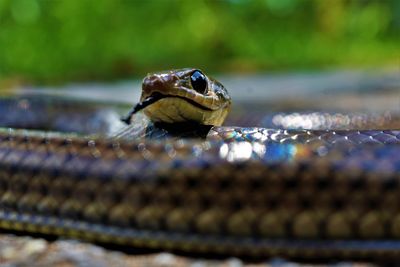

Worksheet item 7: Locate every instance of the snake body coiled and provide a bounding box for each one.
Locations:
[0,69,400,261]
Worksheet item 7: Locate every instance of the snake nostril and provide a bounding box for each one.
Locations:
[143,75,164,91]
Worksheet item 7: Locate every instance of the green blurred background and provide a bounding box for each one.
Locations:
[0,0,399,85]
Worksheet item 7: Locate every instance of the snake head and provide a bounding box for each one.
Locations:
[125,68,231,126]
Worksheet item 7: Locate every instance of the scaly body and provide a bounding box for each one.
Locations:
[0,69,400,261]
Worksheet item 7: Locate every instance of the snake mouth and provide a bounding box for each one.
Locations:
[131,92,213,114]
[121,92,214,124]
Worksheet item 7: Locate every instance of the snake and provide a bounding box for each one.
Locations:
[0,68,400,262]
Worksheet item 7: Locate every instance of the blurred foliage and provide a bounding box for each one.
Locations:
[0,0,399,84]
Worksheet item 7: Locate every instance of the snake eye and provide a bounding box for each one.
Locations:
[190,70,208,94]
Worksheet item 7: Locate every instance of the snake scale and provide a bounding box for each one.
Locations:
[0,68,400,262]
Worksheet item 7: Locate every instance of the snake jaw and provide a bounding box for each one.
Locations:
[129,92,214,115]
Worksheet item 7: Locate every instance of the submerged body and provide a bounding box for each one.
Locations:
[0,69,400,261]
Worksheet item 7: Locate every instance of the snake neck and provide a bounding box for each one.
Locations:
[114,111,213,139]
[151,121,213,139]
